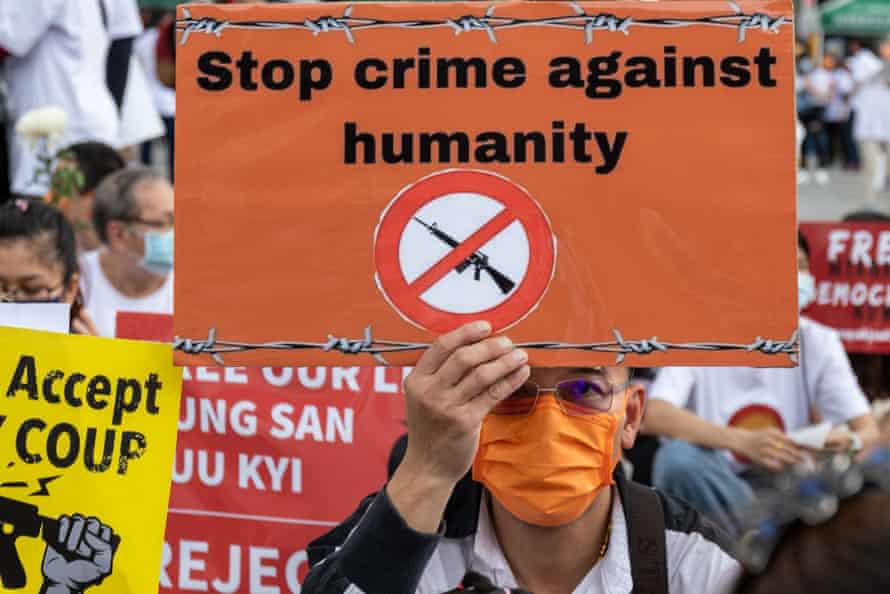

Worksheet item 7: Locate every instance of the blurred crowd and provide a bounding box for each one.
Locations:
[796,38,890,204]
[0,2,889,594]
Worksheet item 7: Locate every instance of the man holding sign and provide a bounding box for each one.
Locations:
[304,323,740,594]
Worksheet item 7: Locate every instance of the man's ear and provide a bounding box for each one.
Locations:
[621,384,646,450]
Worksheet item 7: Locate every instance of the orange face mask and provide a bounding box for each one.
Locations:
[472,396,623,527]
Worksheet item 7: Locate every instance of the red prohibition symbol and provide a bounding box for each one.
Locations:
[374,169,557,334]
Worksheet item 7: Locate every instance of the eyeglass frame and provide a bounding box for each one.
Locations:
[115,216,174,232]
[493,374,632,417]
[0,283,66,303]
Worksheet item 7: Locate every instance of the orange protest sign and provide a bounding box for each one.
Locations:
[174,0,798,368]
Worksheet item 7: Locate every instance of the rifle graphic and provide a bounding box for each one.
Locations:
[412,217,516,295]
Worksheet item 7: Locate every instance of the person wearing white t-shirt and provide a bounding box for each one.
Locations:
[135,24,176,178]
[80,166,173,337]
[642,232,878,533]
[800,59,834,185]
[0,1,119,196]
[848,40,890,202]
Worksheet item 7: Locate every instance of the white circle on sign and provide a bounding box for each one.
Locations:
[398,192,530,314]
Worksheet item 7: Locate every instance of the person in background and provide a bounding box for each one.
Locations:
[135,13,176,180]
[799,57,834,185]
[642,232,879,534]
[0,2,119,197]
[849,39,890,203]
[56,141,126,252]
[0,198,98,334]
[80,166,172,337]
[823,54,857,169]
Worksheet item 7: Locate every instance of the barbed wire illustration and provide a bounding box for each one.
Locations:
[177,1,791,46]
[174,326,799,366]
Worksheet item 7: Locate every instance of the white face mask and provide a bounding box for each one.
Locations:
[798,271,816,311]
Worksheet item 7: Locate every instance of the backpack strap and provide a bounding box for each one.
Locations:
[97,0,109,29]
[620,479,669,594]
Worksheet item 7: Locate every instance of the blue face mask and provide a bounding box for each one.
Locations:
[798,271,815,311]
[139,229,174,276]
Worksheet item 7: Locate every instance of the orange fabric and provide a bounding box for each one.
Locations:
[472,396,622,527]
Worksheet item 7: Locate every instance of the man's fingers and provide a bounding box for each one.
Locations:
[66,514,86,553]
[57,515,70,545]
[414,321,492,376]
[464,364,530,419]
[760,456,783,472]
[438,336,517,387]
[83,530,112,554]
[454,347,528,400]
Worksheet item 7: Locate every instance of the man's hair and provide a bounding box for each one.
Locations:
[733,490,890,594]
[842,209,890,222]
[64,142,126,194]
[797,230,810,259]
[0,199,78,284]
[93,166,165,244]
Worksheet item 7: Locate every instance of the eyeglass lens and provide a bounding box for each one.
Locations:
[491,378,615,416]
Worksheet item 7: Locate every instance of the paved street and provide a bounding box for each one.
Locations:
[798,168,890,221]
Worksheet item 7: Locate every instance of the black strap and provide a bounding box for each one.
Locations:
[622,480,669,594]
[440,572,534,594]
[97,0,109,29]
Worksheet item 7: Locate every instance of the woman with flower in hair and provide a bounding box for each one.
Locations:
[0,198,98,334]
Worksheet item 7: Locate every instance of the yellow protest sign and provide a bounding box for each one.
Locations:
[0,327,182,594]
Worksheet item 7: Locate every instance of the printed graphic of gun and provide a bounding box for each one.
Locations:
[0,496,121,589]
[412,217,516,295]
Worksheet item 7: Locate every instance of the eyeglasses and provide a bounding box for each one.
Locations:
[117,216,174,232]
[492,377,629,417]
[0,284,65,302]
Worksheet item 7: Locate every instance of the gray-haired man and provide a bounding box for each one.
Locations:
[79,166,174,337]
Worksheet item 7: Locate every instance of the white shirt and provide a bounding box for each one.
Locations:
[0,1,119,195]
[805,67,833,107]
[825,69,853,123]
[845,49,890,141]
[415,491,741,594]
[79,250,173,338]
[134,27,176,118]
[104,0,141,40]
[650,317,871,471]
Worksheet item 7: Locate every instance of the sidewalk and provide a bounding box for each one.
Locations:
[797,168,890,222]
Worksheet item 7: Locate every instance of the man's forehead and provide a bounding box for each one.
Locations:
[529,366,628,384]
[136,179,174,212]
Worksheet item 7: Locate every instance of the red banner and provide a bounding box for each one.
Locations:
[116,313,407,593]
[800,222,890,354]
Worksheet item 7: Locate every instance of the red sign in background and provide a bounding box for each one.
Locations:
[800,222,890,354]
[117,313,407,593]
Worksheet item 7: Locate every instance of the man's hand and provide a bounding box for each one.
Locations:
[41,515,116,594]
[734,427,805,471]
[824,426,854,451]
[387,321,530,532]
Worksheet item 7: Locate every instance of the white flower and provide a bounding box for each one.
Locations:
[15,106,68,144]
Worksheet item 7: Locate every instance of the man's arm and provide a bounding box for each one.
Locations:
[809,324,878,451]
[644,400,804,471]
[303,322,529,594]
[643,400,742,450]
[824,413,880,452]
